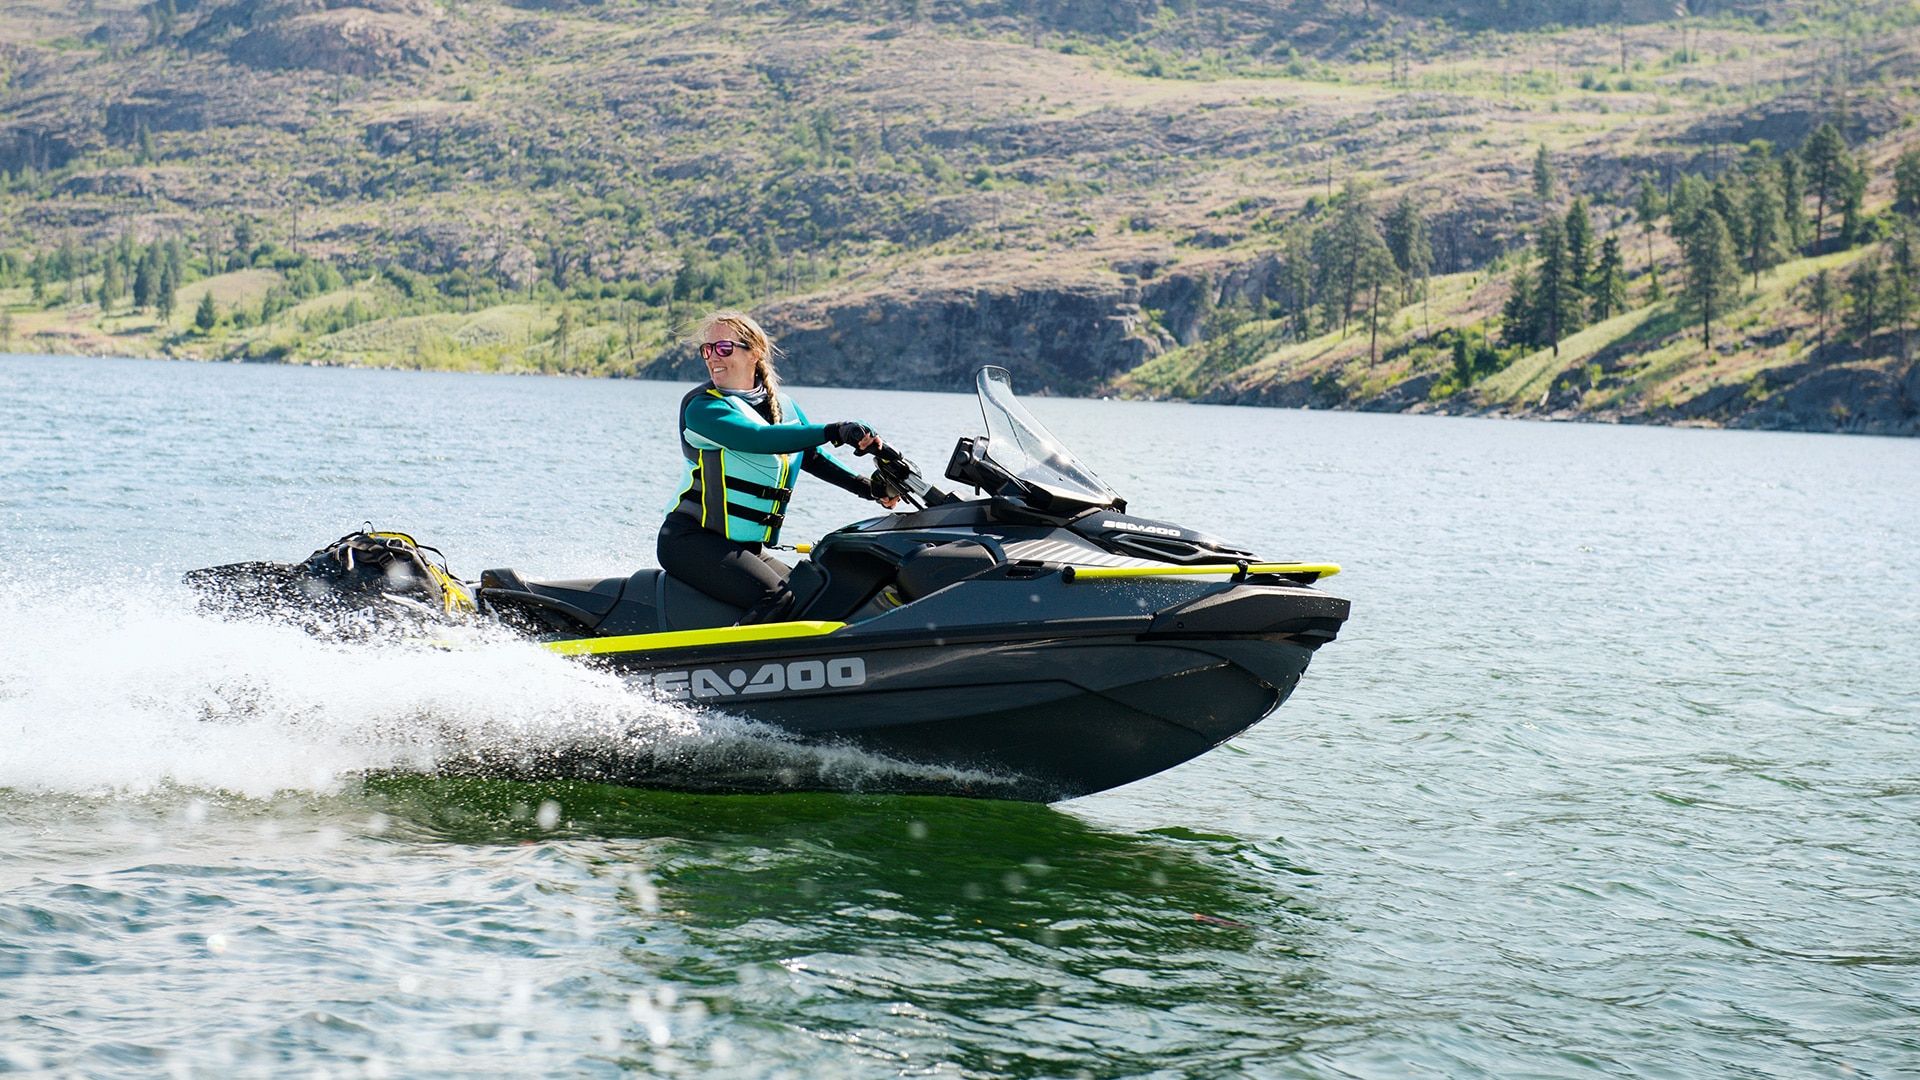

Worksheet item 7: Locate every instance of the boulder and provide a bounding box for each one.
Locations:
[228,5,442,75]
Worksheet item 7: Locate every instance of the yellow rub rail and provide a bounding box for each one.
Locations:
[543,620,846,657]
[1062,562,1341,582]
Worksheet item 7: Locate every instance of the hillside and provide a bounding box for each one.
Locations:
[1,0,1917,434]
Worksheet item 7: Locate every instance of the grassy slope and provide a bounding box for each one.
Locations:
[0,0,1912,431]
[1113,182,1913,427]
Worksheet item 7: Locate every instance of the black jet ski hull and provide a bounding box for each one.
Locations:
[455,630,1317,802]
[187,360,1352,802]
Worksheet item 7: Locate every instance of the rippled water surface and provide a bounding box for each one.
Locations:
[3,354,1918,1078]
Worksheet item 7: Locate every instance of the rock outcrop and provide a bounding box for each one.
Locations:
[1731,358,1920,436]
[645,277,1171,395]
[185,0,446,75]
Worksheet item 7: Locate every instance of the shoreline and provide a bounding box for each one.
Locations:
[11,347,1914,439]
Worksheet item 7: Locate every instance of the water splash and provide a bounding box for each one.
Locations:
[0,569,1011,800]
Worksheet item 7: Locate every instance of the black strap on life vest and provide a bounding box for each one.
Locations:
[719,474,793,502]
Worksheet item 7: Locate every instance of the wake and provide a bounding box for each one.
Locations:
[0,568,1002,799]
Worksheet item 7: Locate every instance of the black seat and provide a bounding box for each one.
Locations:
[655,571,746,631]
[479,568,625,630]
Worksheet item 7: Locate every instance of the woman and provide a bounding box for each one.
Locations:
[659,309,898,624]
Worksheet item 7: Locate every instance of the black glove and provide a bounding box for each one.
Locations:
[824,421,876,448]
[869,469,906,504]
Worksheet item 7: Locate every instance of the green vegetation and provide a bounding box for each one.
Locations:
[1116,118,1920,429]
[0,0,1914,430]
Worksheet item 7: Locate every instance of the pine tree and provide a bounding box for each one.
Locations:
[1806,269,1836,353]
[1383,194,1432,314]
[233,220,255,271]
[114,233,137,291]
[166,238,187,289]
[1315,181,1389,335]
[156,257,178,322]
[1282,228,1314,340]
[1710,177,1748,268]
[1778,150,1808,251]
[1743,169,1786,287]
[1845,255,1883,347]
[98,255,121,312]
[1503,267,1538,348]
[1532,144,1555,201]
[1667,174,1708,245]
[133,245,159,309]
[1635,174,1665,298]
[1896,144,1920,218]
[1681,208,1741,348]
[1802,123,1851,256]
[1358,242,1397,364]
[194,290,217,332]
[1837,165,1868,249]
[1531,216,1579,353]
[1886,222,1920,358]
[1590,235,1628,321]
[1564,197,1593,316]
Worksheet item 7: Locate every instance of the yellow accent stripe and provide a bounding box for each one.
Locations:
[1064,562,1342,582]
[542,620,846,657]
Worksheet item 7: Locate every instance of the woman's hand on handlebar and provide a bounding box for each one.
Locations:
[876,494,900,509]
[824,421,882,453]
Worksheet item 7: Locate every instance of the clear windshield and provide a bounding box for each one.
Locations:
[976,367,1119,507]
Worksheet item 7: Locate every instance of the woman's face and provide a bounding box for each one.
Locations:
[702,325,760,390]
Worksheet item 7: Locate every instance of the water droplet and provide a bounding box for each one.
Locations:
[206,933,229,955]
[536,800,561,829]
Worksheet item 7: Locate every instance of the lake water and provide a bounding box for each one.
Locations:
[3,353,1918,1078]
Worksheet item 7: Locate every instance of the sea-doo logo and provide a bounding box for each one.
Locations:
[638,657,867,701]
[1102,519,1182,538]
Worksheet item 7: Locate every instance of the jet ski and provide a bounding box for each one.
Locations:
[189,367,1349,801]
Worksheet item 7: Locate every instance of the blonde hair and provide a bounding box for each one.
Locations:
[687,309,784,423]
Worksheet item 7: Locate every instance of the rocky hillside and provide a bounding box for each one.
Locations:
[2,0,1916,434]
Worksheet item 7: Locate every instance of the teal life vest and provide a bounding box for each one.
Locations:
[669,383,802,545]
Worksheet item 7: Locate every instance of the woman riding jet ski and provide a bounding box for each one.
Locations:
[189,365,1350,802]
[661,310,901,625]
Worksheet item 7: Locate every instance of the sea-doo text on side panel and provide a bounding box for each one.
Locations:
[187,367,1349,801]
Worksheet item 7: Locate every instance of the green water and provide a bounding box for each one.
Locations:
[3,355,1918,1077]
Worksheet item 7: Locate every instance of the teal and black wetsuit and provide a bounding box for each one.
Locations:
[657,381,878,619]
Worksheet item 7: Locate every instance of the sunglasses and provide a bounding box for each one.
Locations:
[700,340,744,359]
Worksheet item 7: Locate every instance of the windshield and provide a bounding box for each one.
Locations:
[975,366,1119,507]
